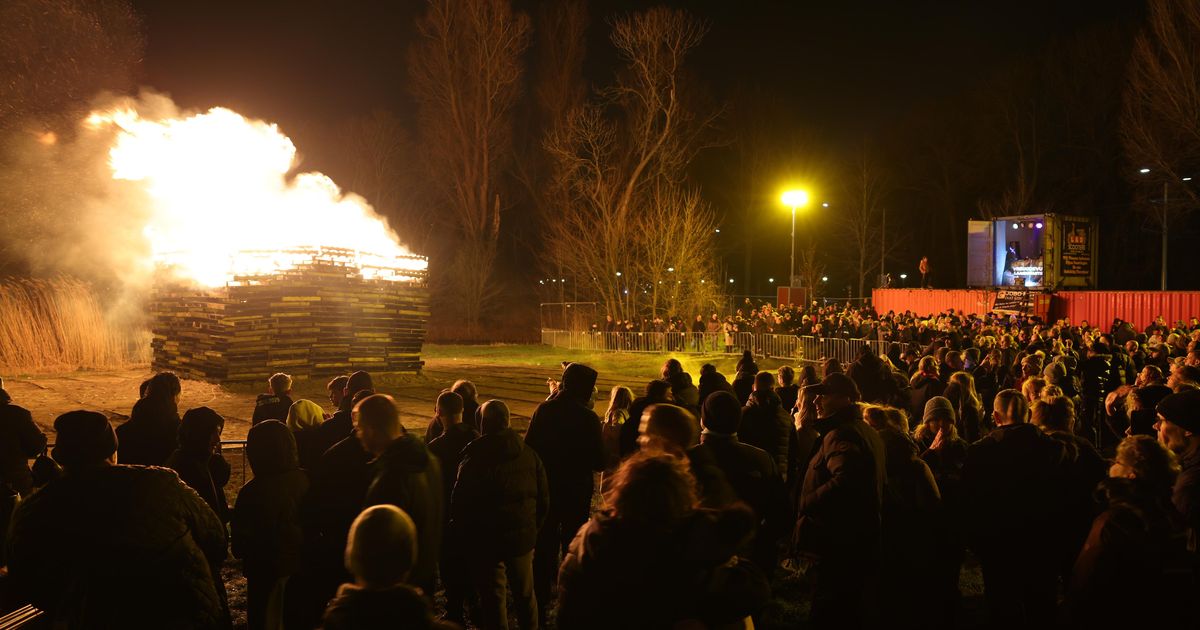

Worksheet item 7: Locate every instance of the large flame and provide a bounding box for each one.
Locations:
[85,105,426,287]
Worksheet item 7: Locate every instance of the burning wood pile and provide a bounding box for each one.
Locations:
[151,247,428,383]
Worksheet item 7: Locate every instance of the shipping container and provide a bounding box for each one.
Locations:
[1049,291,1200,330]
[966,214,1098,290]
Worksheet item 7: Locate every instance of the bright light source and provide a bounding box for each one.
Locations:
[715,228,721,233]
[781,189,810,208]
[769,278,775,283]
[1185,177,1193,182]
[1012,223,1019,229]
[822,202,829,208]
[1035,222,1043,229]
[667,267,674,272]
[1139,167,1151,174]
[539,280,544,284]
[615,271,622,277]
[900,274,907,279]
[728,278,735,283]
[623,289,628,294]
[821,276,828,282]
[700,279,706,283]
[561,278,566,282]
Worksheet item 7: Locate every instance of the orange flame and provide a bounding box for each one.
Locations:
[85,105,425,287]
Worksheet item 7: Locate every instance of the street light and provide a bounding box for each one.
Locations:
[780,189,811,291]
[821,276,828,282]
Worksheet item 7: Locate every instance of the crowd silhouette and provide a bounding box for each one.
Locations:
[1,310,1199,629]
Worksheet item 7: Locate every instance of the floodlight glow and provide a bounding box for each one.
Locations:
[781,189,810,208]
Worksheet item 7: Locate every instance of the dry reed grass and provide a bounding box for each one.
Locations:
[0,277,150,374]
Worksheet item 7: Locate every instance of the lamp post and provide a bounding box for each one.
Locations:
[1139,168,1189,291]
[780,189,810,295]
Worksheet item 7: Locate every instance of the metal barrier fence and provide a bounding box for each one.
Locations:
[542,329,889,366]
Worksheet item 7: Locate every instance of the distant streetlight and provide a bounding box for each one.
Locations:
[667,267,675,272]
[729,278,735,284]
[1139,167,1152,174]
[780,189,811,289]
[714,228,721,233]
[822,202,829,208]
[769,277,775,283]
[900,273,907,279]
[615,271,622,277]
[821,276,828,282]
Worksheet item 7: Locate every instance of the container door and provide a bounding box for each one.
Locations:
[967,220,994,287]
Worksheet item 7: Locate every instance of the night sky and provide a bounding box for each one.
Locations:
[130,0,1159,292]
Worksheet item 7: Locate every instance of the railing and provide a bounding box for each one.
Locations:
[541,329,890,366]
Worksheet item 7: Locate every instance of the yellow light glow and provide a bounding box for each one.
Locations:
[86,106,426,287]
[781,189,809,208]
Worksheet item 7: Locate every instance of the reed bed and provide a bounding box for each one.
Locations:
[0,277,150,374]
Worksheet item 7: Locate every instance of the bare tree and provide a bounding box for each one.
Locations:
[545,8,719,319]
[796,240,825,302]
[408,0,530,334]
[840,146,888,298]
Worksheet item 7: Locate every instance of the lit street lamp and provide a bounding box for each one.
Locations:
[780,189,810,290]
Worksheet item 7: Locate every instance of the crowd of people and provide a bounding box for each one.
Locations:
[0,307,1198,628]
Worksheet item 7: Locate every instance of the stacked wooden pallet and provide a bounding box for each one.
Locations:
[151,251,429,383]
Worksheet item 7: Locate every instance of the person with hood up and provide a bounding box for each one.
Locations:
[426,390,479,623]
[451,400,548,630]
[732,351,758,404]
[6,411,228,628]
[848,345,891,404]
[116,371,182,466]
[740,371,791,478]
[287,398,327,472]
[620,379,672,458]
[356,393,444,599]
[320,505,458,630]
[524,362,605,625]
[698,363,736,408]
[232,420,310,630]
[661,358,700,414]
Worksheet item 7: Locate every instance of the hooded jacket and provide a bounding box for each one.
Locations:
[666,371,701,412]
[364,433,444,593]
[450,428,548,561]
[525,364,605,521]
[5,465,228,629]
[698,371,736,407]
[116,396,179,467]
[232,421,310,582]
[427,422,480,519]
[321,582,457,630]
[739,390,791,476]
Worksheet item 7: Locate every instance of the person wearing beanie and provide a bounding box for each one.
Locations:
[232,420,309,630]
[1155,389,1200,560]
[321,505,457,630]
[6,410,229,628]
[796,372,885,629]
[288,398,328,472]
[524,362,604,625]
[451,400,548,630]
[357,394,444,599]
[426,390,479,623]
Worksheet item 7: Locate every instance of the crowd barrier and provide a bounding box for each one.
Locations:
[542,329,890,366]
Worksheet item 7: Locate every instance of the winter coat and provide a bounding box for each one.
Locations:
[427,422,481,517]
[1062,478,1179,628]
[620,394,669,457]
[232,422,309,583]
[699,372,736,408]
[907,374,945,424]
[450,428,549,561]
[962,423,1070,565]
[0,396,46,496]
[796,405,886,563]
[166,448,231,524]
[1047,430,1109,574]
[320,583,458,630]
[302,434,372,580]
[525,386,605,523]
[116,396,179,467]
[557,508,770,630]
[848,354,891,404]
[363,433,444,593]
[5,465,228,629]
[251,393,293,426]
[666,372,701,412]
[739,390,791,476]
[292,427,326,472]
[732,371,756,405]
[1174,442,1200,556]
[775,384,800,415]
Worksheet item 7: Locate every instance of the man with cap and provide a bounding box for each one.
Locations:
[689,391,787,575]
[5,410,229,628]
[1155,389,1200,559]
[524,362,605,625]
[795,373,885,629]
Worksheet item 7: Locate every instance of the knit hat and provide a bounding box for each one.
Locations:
[1156,389,1200,434]
[53,410,117,468]
[345,505,418,588]
[923,396,957,423]
[560,363,598,394]
[286,399,325,432]
[701,391,742,434]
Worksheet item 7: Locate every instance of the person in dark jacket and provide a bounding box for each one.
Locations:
[6,410,228,629]
[116,371,182,466]
[0,383,46,498]
[689,391,787,575]
[795,372,885,630]
[698,363,736,407]
[662,358,700,413]
[740,371,791,478]
[848,345,891,404]
[427,380,482,440]
[1155,389,1200,566]
[167,406,231,524]
[451,400,548,630]
[908,357,946,423]
[913,398,970,628]
[732,351,758,404]
[310,371,374,463]
[321,505,458,630]
[775,366,800,414]
[1061,435,1180,629]
[556,453,769,630]
[357,394,444,598]
[252,372,294,426]
[963,389,1070,628]
[232,420,309,630]
[524,362,605,625]
[620,379,672,457]
[426,390,479,623]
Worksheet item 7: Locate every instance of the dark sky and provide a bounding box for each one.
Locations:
[132,0,1139,140]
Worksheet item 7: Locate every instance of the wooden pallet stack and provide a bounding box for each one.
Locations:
[151,249,429,383]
